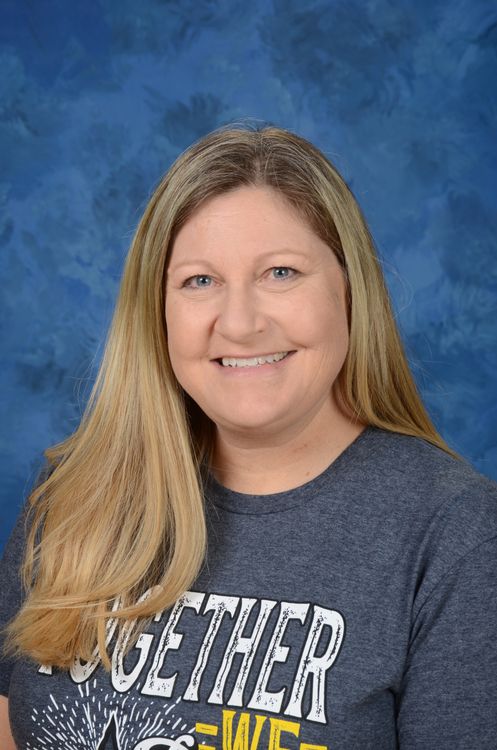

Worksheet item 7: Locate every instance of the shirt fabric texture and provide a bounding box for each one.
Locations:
[1,424,497,749]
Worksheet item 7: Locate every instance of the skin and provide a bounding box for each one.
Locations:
[0,187,367,736]
[0,696,15,749]
[165,185,366,494]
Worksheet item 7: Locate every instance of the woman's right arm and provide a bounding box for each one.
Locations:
[0,696,16,749]
[0,504,33,750]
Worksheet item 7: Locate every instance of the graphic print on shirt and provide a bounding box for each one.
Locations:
[30,590,346,750]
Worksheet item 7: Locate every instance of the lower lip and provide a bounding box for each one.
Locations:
[212,351,297,375]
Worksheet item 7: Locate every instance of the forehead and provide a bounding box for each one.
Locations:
[168,186,328,267]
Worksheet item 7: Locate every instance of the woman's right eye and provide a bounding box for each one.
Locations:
[182,275,213,290]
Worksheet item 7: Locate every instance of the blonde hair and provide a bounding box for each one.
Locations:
[3,122,462,670]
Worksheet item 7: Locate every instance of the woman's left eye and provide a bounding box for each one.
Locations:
[270,266,299,281]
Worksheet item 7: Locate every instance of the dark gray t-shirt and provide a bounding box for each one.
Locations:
[1,425,497,749]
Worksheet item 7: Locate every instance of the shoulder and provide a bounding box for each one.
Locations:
[361,425,497,519]
[357,426,497,602]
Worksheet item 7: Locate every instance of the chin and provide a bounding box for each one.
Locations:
[216,412,289,432]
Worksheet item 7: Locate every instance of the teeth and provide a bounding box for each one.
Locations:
[221,351,289,368]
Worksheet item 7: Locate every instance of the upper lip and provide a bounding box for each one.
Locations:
[212,350,295,360]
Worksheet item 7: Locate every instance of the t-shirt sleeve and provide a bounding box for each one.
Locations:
[0,503,30,697]
[396,533,497,748]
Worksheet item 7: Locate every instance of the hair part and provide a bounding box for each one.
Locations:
[3,121,463,670]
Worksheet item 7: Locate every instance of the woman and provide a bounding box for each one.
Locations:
[1,124,496,749]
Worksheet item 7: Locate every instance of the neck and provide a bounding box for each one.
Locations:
[209,400,367,495]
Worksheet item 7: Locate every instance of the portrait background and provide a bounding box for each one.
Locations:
[1,0,496,548]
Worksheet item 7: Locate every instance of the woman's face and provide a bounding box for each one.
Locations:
[165,185,350,440]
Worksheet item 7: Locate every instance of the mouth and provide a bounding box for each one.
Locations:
[212,350,297,371]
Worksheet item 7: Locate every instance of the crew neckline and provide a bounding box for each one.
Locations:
[204,424,378,515]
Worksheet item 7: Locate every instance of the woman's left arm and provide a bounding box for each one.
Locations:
[396,534,497,748]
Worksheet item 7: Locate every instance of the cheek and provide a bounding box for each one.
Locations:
[165,307,190,382]
[165,306,211,397]
[296,292,349,349]
[165,300,199,356]
[165,332,198,398]
[328,313,350,362]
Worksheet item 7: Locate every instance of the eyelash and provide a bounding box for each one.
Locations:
[181,266,299,290]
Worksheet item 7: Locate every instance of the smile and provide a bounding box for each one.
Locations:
[219,351,290,367]
[212,350,297,373]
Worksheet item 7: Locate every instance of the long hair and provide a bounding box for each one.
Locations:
[3,122,462,670]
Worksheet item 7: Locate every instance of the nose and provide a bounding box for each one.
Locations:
[213,283,268,342]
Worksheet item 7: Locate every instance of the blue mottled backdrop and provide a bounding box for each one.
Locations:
[1,0,496,548]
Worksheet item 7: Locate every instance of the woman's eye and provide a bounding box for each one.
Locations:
[270,266,299,281]
[182,275,213,289]
[181,267,298,289]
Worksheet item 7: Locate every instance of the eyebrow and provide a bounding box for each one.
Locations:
[168,249,311,272]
